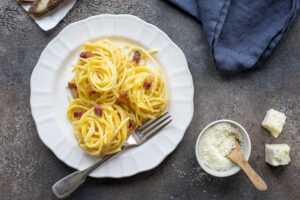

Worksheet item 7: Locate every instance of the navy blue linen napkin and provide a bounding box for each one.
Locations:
[167,0,299,74]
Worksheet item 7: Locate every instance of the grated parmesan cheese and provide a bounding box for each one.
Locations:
[198,122,243,171]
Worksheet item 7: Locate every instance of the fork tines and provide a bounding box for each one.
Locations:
[137,112,172,139]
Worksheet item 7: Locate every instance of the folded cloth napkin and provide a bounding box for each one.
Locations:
[167,0,299,74]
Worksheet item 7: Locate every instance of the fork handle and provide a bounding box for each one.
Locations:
[52,153,118,199]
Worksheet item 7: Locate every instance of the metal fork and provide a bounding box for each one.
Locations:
[52,113,172,199]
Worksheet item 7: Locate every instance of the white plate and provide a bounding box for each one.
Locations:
[21,0,77,31]
[30,14,194,178]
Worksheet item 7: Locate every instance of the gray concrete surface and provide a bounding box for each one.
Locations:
[0,0,299,199]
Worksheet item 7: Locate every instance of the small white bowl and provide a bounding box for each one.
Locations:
[195,119,251,177]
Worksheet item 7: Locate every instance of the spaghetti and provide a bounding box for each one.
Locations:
[67,39,168,156]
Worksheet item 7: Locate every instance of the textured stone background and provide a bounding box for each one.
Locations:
[0,0,299,199]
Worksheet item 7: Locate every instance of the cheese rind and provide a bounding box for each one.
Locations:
[265,144,291,166]
[262,109,286,138]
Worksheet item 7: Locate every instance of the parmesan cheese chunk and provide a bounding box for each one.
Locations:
[262,109,286,138]
[265,144,291,166]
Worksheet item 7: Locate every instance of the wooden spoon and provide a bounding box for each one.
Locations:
[227,141,267,191]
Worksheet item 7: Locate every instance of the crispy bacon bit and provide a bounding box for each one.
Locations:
[94,107,102,117]
[132,50,141,65]
[143,81,152,89]
[119,91,128,99]
[88,90,96,96]
[80,52,93,59]
[68,82,79,98]
[143,75,153,89]
[74,111,83,118]
[116,100,123,106]
[129,120,135,132]
[68,82,76,89]
[18,0,34,4]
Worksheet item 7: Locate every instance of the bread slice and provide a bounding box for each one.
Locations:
[29,0,65,17]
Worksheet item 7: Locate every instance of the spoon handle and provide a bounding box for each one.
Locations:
[228,145,267,191]
[238,158,267,191]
